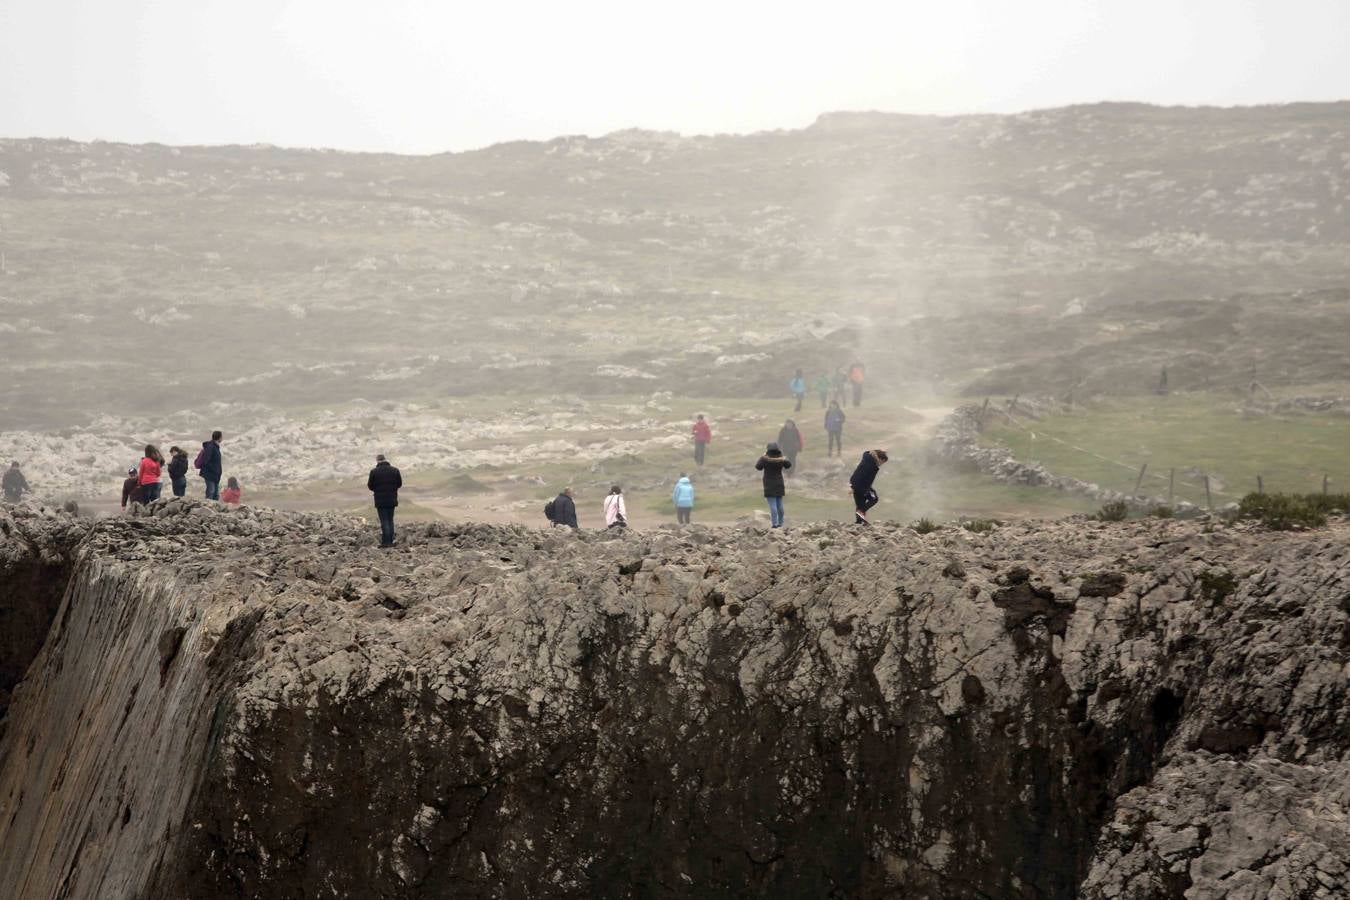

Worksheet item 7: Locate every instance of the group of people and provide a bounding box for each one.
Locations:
[119,431,238,509]
[790,361,866,412]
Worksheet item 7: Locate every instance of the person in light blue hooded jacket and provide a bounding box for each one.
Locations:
[672,473,695,524]
[789,369,806,412]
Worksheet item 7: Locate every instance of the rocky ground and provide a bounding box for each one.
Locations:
[0,499,1345,898]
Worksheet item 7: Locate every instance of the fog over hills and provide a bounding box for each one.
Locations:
[2,102,1348,428]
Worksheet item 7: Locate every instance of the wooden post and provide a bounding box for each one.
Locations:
[1168,468,1175,505]
[1133,463,1149,497]
[979,397,990,428]
[1324,474,1330,496]
[1257,475,1264,495]
[1204,475,1213,510]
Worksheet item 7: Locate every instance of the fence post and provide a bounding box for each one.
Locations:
[1257,475,1264,495]
[1168,468,1175,505]
[1133,463,1149,498]
[1204,475,1213,510]
[1324,474,1330,496]
[979,397,990,430]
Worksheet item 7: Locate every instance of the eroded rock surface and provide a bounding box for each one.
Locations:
[0,500,1345,898]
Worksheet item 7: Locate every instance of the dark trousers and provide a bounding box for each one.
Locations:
[793,393,804,412]
[676,507,691,524]
[204,479,220,501]
[694,441,707,466]
[853,487,879,521]
[852,383,863,406]
[142,482,162,503]
[377,506,396,545]
[828,431,842,456]
[171,477,187,497]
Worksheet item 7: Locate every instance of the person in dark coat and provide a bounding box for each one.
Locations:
[551,487,578,529]
[120,466,143,510]
[777,419,804,475]
[167,446,190,497]
[755,442,792,528]
[3,462,30,503]
[849,449,889,525]
[196,431,223,500]
[825,401,846,457]
[367,453,403,547]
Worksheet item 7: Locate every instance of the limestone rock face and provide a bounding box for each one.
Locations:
[0,500,1346,898]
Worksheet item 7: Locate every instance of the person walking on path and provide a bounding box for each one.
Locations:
[603,485,628,529]
[120,467,142,510]
[221,477,242,505]
[138,445,165,503]
[825,401,846,457]
[167,446,190,497]
[789,369,806,412]
[849,449,889,525]
[755,442,792,528]
[848,361,866,407]
[814,373,832,408]
[832,368,849,407]
[672,473,695,524]
[195,431,223,500]
[691,415,712,467]
[777,419,804,475]
[367,453,403,547]
[2,462,30,504]
[549,487,579,529]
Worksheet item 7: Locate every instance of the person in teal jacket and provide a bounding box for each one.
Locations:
[672,473,695,524]
[789,369,806,412]
[813,373,832,408]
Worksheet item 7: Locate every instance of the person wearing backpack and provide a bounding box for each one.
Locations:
[547,487,578,529]
[195,430,223,500]
[789,369,806,412]
[367,453,402,547]
[603,485,628,529]
[848,360,866,407]
[166,446,190,497]
[755,442,792,528]
[671,473,694,524]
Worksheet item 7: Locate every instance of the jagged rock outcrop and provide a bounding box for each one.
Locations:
[0,500,1345,898]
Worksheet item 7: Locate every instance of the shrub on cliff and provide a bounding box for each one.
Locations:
[1237,492,1348,530]
[1095,500,1130,522]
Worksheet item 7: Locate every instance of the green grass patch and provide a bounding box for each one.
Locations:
[982,396,1350,506]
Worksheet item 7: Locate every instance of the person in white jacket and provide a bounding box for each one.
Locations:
[603,484,628,529]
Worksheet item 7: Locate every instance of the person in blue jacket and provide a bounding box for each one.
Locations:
[672,473,695,524]
[789,369,806,412]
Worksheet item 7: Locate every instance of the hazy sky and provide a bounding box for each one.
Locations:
[2,0,1348,154]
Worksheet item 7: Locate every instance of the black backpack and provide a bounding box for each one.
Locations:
[543,498,557,523]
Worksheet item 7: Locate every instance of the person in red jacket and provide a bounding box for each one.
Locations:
[221,477,242,505]
[691,414,712,467]
[138,444,164,503]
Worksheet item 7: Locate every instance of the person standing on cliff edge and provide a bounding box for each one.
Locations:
[367,453,403,548]
[195,431,223,501]
[850,448,888,525]
[3,462,30,504]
